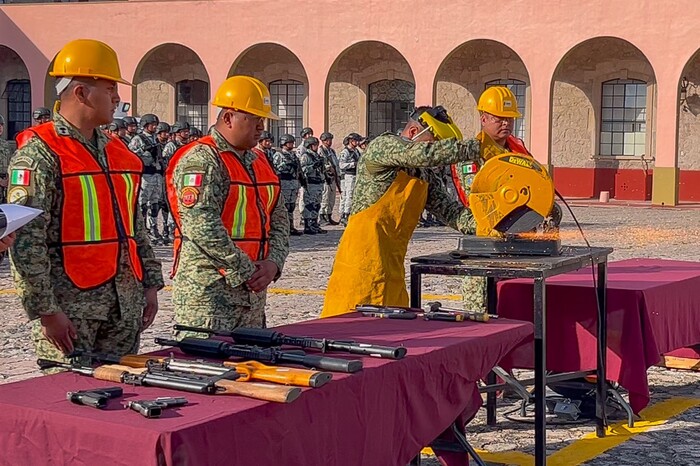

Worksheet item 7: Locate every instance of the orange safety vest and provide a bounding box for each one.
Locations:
[15,129,33,148]
[451,134,531,206]
[166,135,281,277]
[27,123,144,290]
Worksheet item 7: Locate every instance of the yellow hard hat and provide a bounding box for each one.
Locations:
[477,86,522,118]
[212,75,279,120]
[413,106,463,140]
[49,39,131,85]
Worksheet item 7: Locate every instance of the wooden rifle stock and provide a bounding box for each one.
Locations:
[116,354,331,388]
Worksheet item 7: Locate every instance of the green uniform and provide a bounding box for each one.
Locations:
[351,133,480,233]
[170,129,289,337]
[8,114,164,361]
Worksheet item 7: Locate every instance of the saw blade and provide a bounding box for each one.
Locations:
[495,205,544,234]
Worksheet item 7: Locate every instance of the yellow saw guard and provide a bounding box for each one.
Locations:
[468,153,555,237]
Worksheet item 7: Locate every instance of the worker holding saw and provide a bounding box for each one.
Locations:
[321,106,481,318]
[451,86,560,312]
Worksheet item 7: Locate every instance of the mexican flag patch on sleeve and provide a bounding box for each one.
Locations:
[182,173,203,187]
[10,169,32,186]
[462,163,479,175]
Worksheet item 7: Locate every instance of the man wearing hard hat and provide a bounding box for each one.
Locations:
[165,76,289,335]
[451,86,532,313]
[8,39,164,361]
[321,105,481,318]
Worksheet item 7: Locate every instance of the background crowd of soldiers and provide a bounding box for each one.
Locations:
[0,107,450,240]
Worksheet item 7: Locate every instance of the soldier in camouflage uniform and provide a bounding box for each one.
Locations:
[165,76,289,337]
[318,132,341,226]
[0,115,12,203]
[129,114,165,244]
[32,107,52,126]
[122,116,138,143]
[272,134,303,236]
[322,105,480,318]
[8,39,163,363]
[254,131,275,164]
[338,133,362,225]
[453,86,532,312]
[161,122,191,242]
[299,136,327,235]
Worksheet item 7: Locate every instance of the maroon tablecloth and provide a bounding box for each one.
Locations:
[497,258,700,413]
[0,316,532,466]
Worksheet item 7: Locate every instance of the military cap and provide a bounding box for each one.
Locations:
[303,136,319,149]
[320,132,334,141]
[280,134,296,145]
[123,116,138,126]
[140,114,159,126]
[259,130,273,142]
[300,127,313,138]
[33,107,51,120]
[156,122,171,134]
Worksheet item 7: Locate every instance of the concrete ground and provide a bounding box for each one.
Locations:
[1,200,699,465]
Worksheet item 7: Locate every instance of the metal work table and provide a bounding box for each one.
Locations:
[410,246,613,466]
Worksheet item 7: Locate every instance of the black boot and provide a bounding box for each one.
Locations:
[289,218,303,236]
[303,219,316,235]
[312,219,328,234]
[327,215,340,226]
[319,214,330,226]
[339,213,348,226]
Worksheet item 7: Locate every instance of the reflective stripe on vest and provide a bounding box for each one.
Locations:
[451,134,531,206]
[29,122,144,290]
[165,136,281,278]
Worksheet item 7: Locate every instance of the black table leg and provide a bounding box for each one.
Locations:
[596,261,608,437]
[486,277,498,426]
[534,277,547,466]
[410,265,421,309]
[486,371,497,426]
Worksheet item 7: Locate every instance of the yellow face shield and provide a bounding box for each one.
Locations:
[414,106,463,140]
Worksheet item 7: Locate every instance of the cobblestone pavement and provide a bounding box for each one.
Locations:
[1,203,699,465]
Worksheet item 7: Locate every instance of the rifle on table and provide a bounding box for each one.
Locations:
[173,325,406,360]
[355,303,490,322]
[71,350,332,388]
[154,337,362,373]
[38,359,301,403]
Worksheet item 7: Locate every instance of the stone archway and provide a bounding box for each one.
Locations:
[677,51,700,201]
[326,41,415,142]
[229,43,309,143]
[434,40,530,142]
[133,43,210,130]
[0,46,31,141]
[551,37,656,200]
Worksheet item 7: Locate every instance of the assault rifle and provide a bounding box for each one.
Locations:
[174,325,406,360]
[38,359,301,403]
[154,337,362,373]
[71,350,332,388]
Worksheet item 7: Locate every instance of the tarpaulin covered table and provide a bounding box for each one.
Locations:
[0,315,532,466]
[498,258,700,413]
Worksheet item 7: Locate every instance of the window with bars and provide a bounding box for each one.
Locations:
[367,79,415,138]
[599,79,647,157]
[176,79,209,132]
[485,79,527,140]
[2,79,31,139]
[269,80,304,144]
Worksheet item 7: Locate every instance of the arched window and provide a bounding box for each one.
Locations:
[367,79,415,137]
[485,79,527,140]
[176,79,209,131]
[600,79,647,156]
[269,79,305,144]
[2,79,31,139]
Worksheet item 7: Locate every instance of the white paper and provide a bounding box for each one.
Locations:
[0,204,43,239]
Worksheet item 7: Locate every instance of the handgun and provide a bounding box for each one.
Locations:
[124,396,188,418]
[66,386,123,409]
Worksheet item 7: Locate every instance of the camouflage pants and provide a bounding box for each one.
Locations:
[173,277,266,339]
[140,174,164,232]
[32,307,141,364]
[340,174,356,215]
[302,182,323,220]
[280,180,300,208]
[461,276,487,312]
[320,182,337,215]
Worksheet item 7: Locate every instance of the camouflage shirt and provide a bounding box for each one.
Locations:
[318,145,340,183]
[0,138,12,174]
[299,149,325,184]
[351,133,481,233]
[272,148,301,180]
[8,114,164,321]
[338,146,361,174]
[162,139,186,167]
[128,131,162,171]
[170,128,289,306]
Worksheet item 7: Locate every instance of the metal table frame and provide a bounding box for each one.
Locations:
[409,246,612,466]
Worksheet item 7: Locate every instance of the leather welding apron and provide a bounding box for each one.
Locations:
[321,171,428,317]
